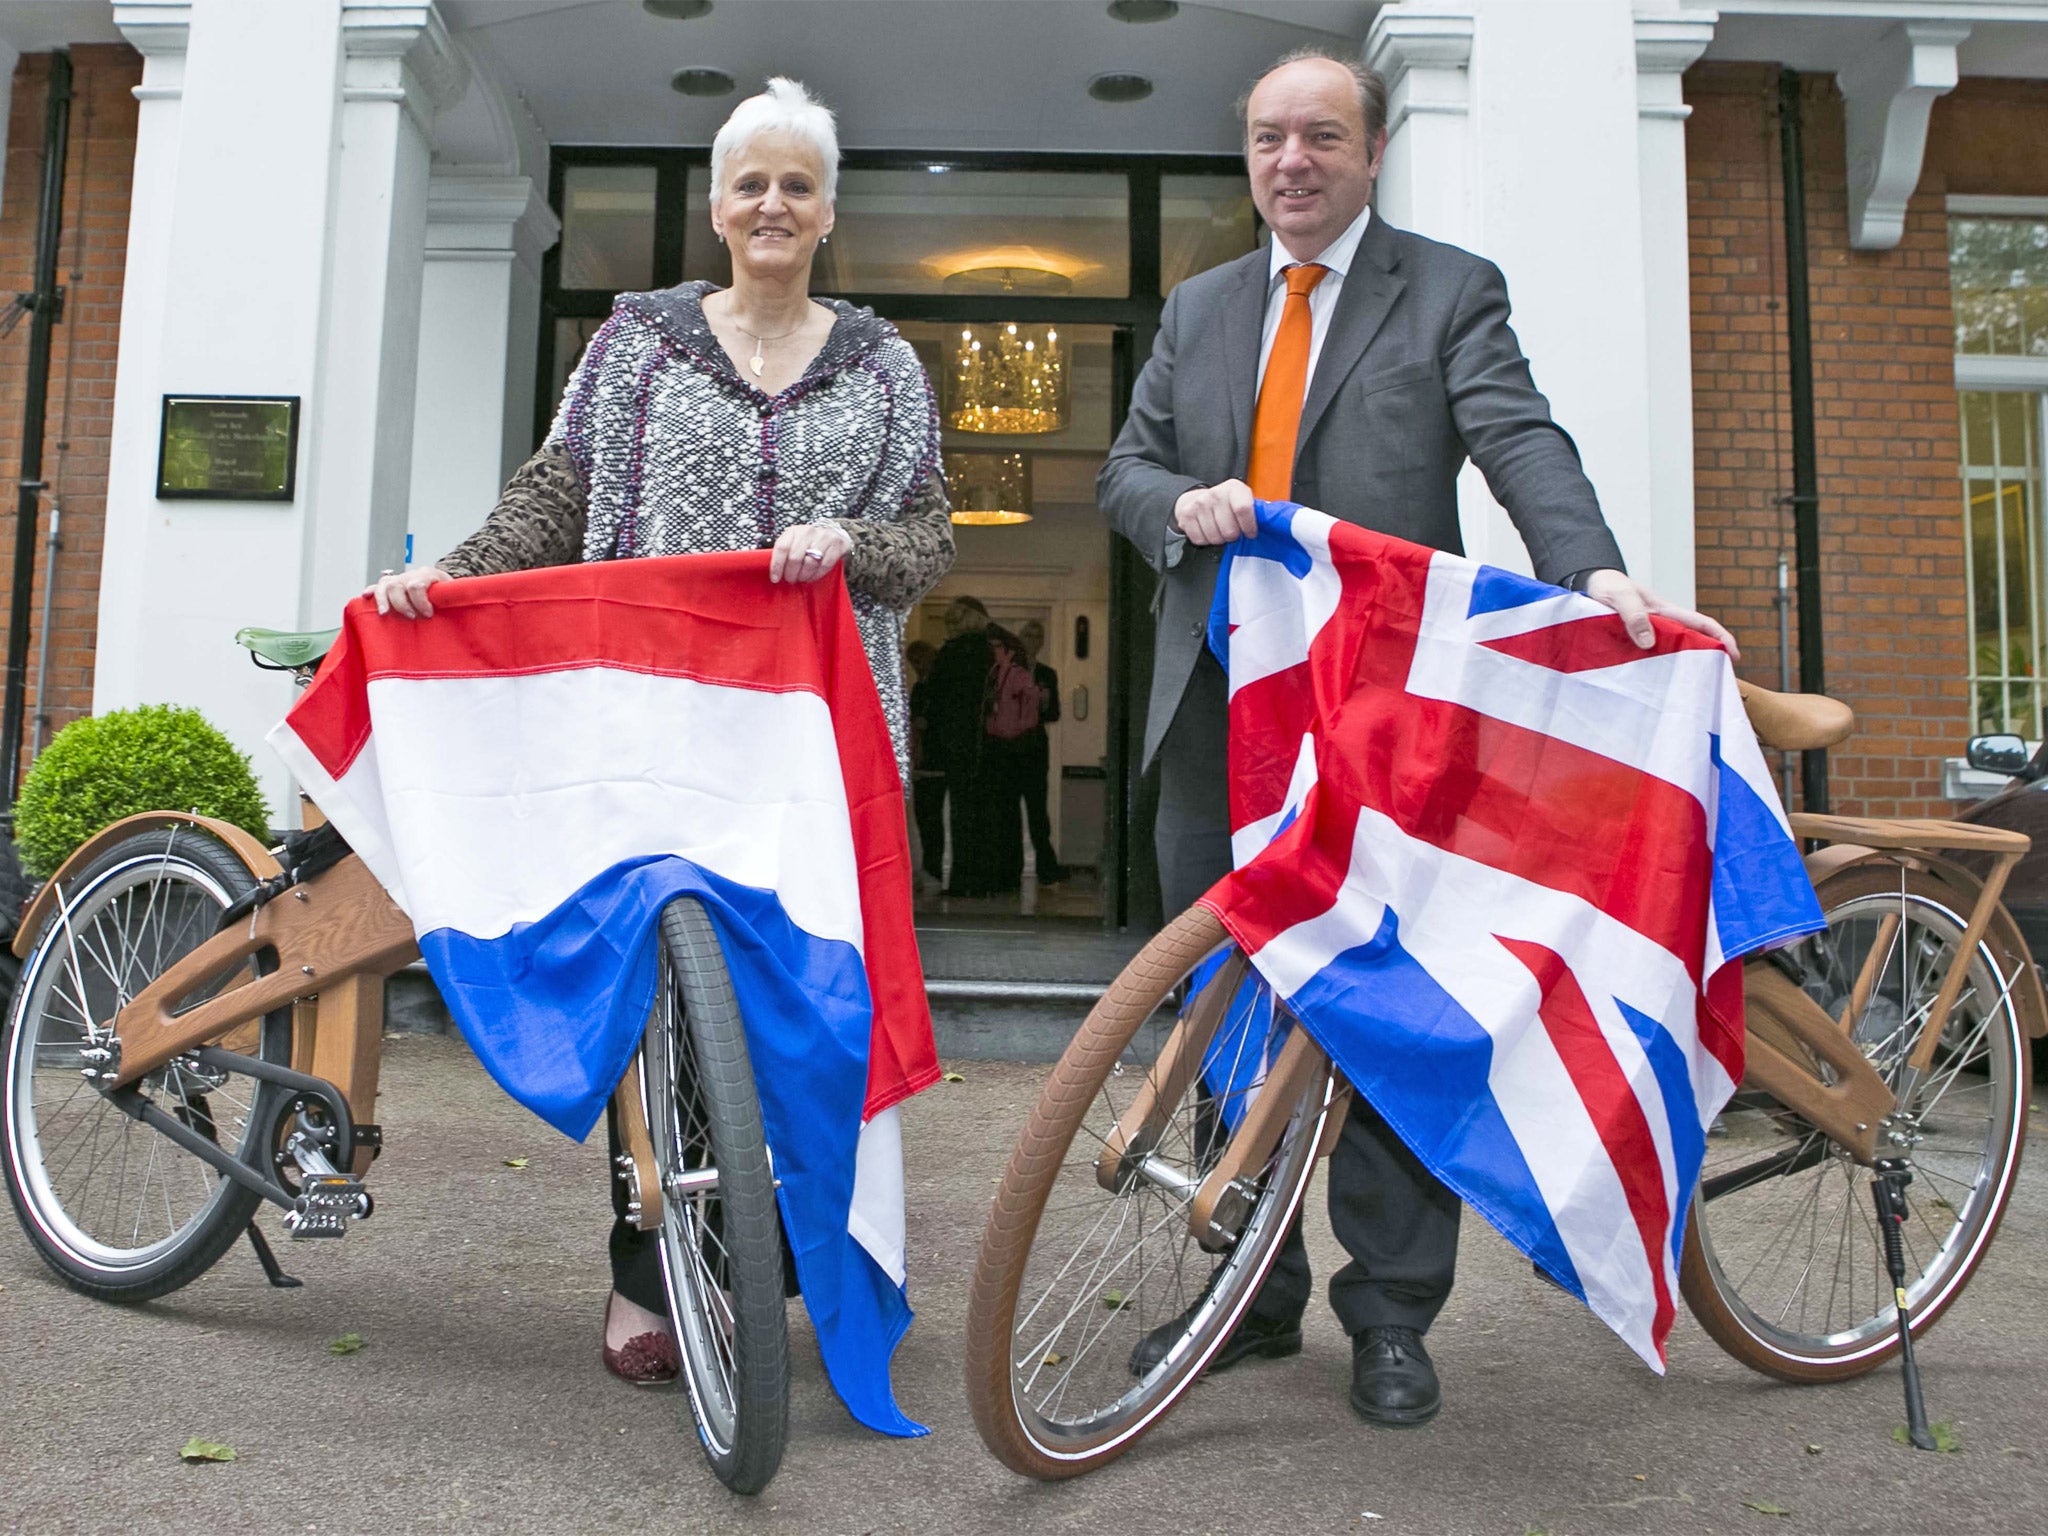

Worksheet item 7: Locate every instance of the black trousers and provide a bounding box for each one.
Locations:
[1018,732,1062,877]
[1156,652,1462,1336]
[912,772,947,881]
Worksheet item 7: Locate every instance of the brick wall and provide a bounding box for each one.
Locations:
[0,45,140,787]
[1682,65,2031,817]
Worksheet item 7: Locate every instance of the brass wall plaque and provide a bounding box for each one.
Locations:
[156,395,300,501]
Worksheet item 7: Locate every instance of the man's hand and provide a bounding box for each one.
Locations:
[1173,479,1259,546]
[1580,568,1740,659]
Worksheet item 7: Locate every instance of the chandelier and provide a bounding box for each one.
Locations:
[947,323,1067,434]
[943,450,1032,525]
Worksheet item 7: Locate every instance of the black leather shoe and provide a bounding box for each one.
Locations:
[1127,1305,1301,1377]
[1348,1326,1442,1426]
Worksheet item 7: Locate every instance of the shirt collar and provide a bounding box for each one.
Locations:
[1267,203,1374,287]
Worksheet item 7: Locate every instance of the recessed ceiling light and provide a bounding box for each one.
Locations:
[1108,0,1179,21]
[671,67,736,97]
[643,0,713,18]
[1088,72,1154,103]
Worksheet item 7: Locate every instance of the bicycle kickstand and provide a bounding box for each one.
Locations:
[245,1221,303,1289]
[1872,1159,1935,1451]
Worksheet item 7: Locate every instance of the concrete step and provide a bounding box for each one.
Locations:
[382,965,1109,1063]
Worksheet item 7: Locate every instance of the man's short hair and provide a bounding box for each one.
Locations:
[1237,47,1388,144]
[950,596,989,618]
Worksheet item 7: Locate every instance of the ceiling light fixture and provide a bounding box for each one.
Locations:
[947,323,1068,436]
[944,452,1034,526]
[643,0,714,17]
[1088,72,1154,104]
[670,67,736,97]
[1107,0,1179,22]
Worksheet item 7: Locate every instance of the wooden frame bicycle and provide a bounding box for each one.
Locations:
[964,685,2046,1479]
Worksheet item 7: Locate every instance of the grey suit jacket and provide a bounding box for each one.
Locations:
[1099,213,1626,768]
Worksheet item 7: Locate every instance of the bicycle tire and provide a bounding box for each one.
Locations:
[965,905,1335,1480]
[644,895,788,1494]
[3,826,293,1301]
[1680,861,2031,1382]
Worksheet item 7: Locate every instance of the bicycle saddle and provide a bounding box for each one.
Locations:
[235,625,340,671]
[1737,679,1855,752]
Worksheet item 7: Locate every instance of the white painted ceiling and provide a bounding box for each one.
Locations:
[440,0,1382,153]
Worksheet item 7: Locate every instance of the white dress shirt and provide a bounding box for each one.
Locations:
[1256,203,1374,391]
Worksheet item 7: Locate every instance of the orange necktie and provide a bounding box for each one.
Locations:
[1247,262,1330,501]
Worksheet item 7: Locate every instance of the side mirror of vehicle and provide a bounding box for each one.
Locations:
[1966,733,2031,776]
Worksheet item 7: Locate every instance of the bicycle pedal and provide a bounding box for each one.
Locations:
[284,1175,371,1240]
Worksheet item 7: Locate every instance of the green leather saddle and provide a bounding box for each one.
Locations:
[235,626,340,671]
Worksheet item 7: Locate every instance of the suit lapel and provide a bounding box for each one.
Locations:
[1295,216,1405,461]
[1220,250,1268,472]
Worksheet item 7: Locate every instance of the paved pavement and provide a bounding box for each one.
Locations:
[3,1035,2046,1536]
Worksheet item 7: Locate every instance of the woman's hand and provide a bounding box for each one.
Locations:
[769,522,853,585]
[366,565,450,619]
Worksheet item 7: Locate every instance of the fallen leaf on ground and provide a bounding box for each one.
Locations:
[1358,1516,1383,1524]
[941,1071,965,1083]
[1633,1474,1646,1482]
[1743,1500,1790,1518]
[179,1439,237,1463]
[1100,1288,1128,1310]
[503,1157,529,1169]
[1805,1444,1823,1455]
[1894,1421,1961,1452]
[328,1332,364,1356]
[1041,1351,1064,1367]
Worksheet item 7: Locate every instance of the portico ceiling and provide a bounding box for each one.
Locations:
[438,0,1381,153]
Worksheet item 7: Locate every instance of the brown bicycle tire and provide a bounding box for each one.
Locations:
[963,904,1333,1480]
[1679,862,2032,1383]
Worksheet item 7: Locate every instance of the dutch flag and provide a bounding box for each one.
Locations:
[269,551,939,1435]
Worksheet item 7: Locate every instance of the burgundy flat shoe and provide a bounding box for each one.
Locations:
[604,1328,681,1386]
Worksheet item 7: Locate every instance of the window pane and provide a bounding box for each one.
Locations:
[686,167,1128,296]
[560,165,657,291]
[1161,173,1260,293]
[547,317,605,418]
[1950,217,2048,358]
[1960,389,2046,734]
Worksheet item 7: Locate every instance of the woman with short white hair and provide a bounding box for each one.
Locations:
[368,76,953,1385]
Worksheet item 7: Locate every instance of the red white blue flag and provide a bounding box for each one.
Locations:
[269,552,938,1435]
[1202,503,1822,1367]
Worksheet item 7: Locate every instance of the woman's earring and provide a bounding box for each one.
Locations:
[820,235,829,245]
[716,232,726,244]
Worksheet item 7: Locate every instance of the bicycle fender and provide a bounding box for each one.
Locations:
[11,812,281,961]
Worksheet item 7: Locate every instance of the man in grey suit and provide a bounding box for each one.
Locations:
[1099,49,1734,1427]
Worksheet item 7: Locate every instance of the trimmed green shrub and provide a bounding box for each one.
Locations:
[14,704,271,878]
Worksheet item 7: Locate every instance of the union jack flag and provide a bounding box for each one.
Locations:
[1200,503,1823,1367]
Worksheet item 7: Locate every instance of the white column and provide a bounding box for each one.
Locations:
[1367,1,1685,594]
[1634,5,1716,607]
[302,2,467,624]
[406,173,558,568]
[95,0,462,821]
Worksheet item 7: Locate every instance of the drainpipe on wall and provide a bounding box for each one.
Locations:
[1777,66,1829,814]
[0,50,70,815]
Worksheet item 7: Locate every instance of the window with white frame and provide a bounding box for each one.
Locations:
[1952,206,2048,736]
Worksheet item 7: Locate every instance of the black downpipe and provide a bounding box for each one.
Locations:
[1777,67,1828,814]
[1,51,71,811]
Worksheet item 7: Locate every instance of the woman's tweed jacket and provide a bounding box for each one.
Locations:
[438,281,955,774]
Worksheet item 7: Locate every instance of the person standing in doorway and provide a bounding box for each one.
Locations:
[1097,47,1735,1429]
[1014,619,1065,886]
[928,596,999,896]
[905,639,947,891]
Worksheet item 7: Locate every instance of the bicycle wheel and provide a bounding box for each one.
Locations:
[642,896,788,1494]
[3,826,293,1301]
[965,905,1337,1479]
[1681,862,2031,1381]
